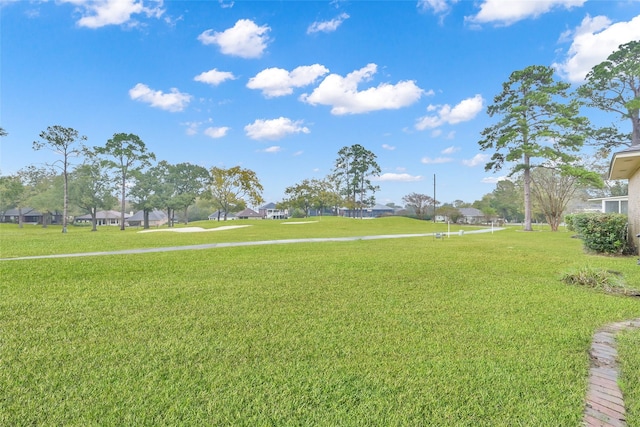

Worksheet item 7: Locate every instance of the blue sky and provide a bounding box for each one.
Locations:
[1,0,639,207]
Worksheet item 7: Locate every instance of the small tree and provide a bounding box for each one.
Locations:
[402,192,435,220]
[33,125,87,233]
[70,155,117,231]
[479,65,589,231]
[94,133,155,230]
[333,144,381,218]
[208,166,264,220]
[284,179,316,216]
[17,166,59,228]
[129,168,160,229]
[490,180,523,222]
[167,162,210,225]
[530,164,602,231]
[0,174,24,219]
[436,205,462,223]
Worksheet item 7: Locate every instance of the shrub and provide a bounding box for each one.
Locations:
[561,266,639,296]
[290,208,306,218]
[564,213,632,255]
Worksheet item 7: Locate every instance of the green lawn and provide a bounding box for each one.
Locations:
[1,217,639,425]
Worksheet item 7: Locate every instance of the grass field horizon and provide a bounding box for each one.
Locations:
[2,217,640,425]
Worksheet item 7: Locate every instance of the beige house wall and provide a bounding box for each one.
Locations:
[630,171,640,251]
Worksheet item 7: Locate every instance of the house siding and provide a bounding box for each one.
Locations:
[630,170,640,249]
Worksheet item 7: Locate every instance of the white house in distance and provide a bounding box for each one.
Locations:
[609,145,640,247]
[74,210,127,226]
[259,203,288,219]
[587,196,628,214]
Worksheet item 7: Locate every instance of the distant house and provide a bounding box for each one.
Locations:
[587,196,628,214]
[74,210,125,226]
[235,208,262,220]
[340,204,395,218]
[1,207,62,225]
[259,202,288,219]
[127,209,168,227]
[208,210,236,221]
[458,207,485,224]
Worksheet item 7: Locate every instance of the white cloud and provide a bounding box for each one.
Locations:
[466,0,586,26]
[301,63,425,115]
[247,64,329,97]
[129,83,191,112]
[441,146,460,154]
[194,69,236,86]
[183,122,199,135]
[218,0,234,8]
[462,153,489,167]
[293,150,304,156]
[204,126,230,139]
[416,94,483,130]
[373,173,423,182]
[60,0,164,28]
[182,119,214,135]
[382,144,396,150]
[198,19,270,59]
[553,14,640,83]
[307,12,349,34]
[244,117,310,140]
[482,176,508,184]
[417,0,456,14]
[421,156,453,164]
[262,146,282,153]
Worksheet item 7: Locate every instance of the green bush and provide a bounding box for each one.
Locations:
[290,208,306,218]
[564,213,632,255]
[561,266,638,295]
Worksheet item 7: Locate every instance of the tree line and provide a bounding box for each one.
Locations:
[0,129,383,230]
[1,41,637,231]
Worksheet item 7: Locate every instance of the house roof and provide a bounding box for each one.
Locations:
[75,210,123,220]
[609,145,640,180]
[235,208,261,217]
[260,202,277,209]
[458,207,484,217]
[4,207,39,216]
[128,209,167,221]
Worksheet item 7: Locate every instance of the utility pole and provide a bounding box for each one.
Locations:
[433,174,436,223]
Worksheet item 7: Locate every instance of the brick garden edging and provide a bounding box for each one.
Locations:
[584,318,640,426]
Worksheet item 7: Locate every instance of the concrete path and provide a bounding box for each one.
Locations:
[0,228,502,261]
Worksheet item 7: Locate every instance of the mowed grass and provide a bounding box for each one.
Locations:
[1,217,640,425]
[0,216,468,259]
[619,328,640,427]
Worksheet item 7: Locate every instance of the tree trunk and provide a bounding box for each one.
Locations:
[523,155,532,231]
[91,208,98,232]
[144,210,149,229]
[120,176,126,231]
[632,108,640,146]
[62,166,68,233]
